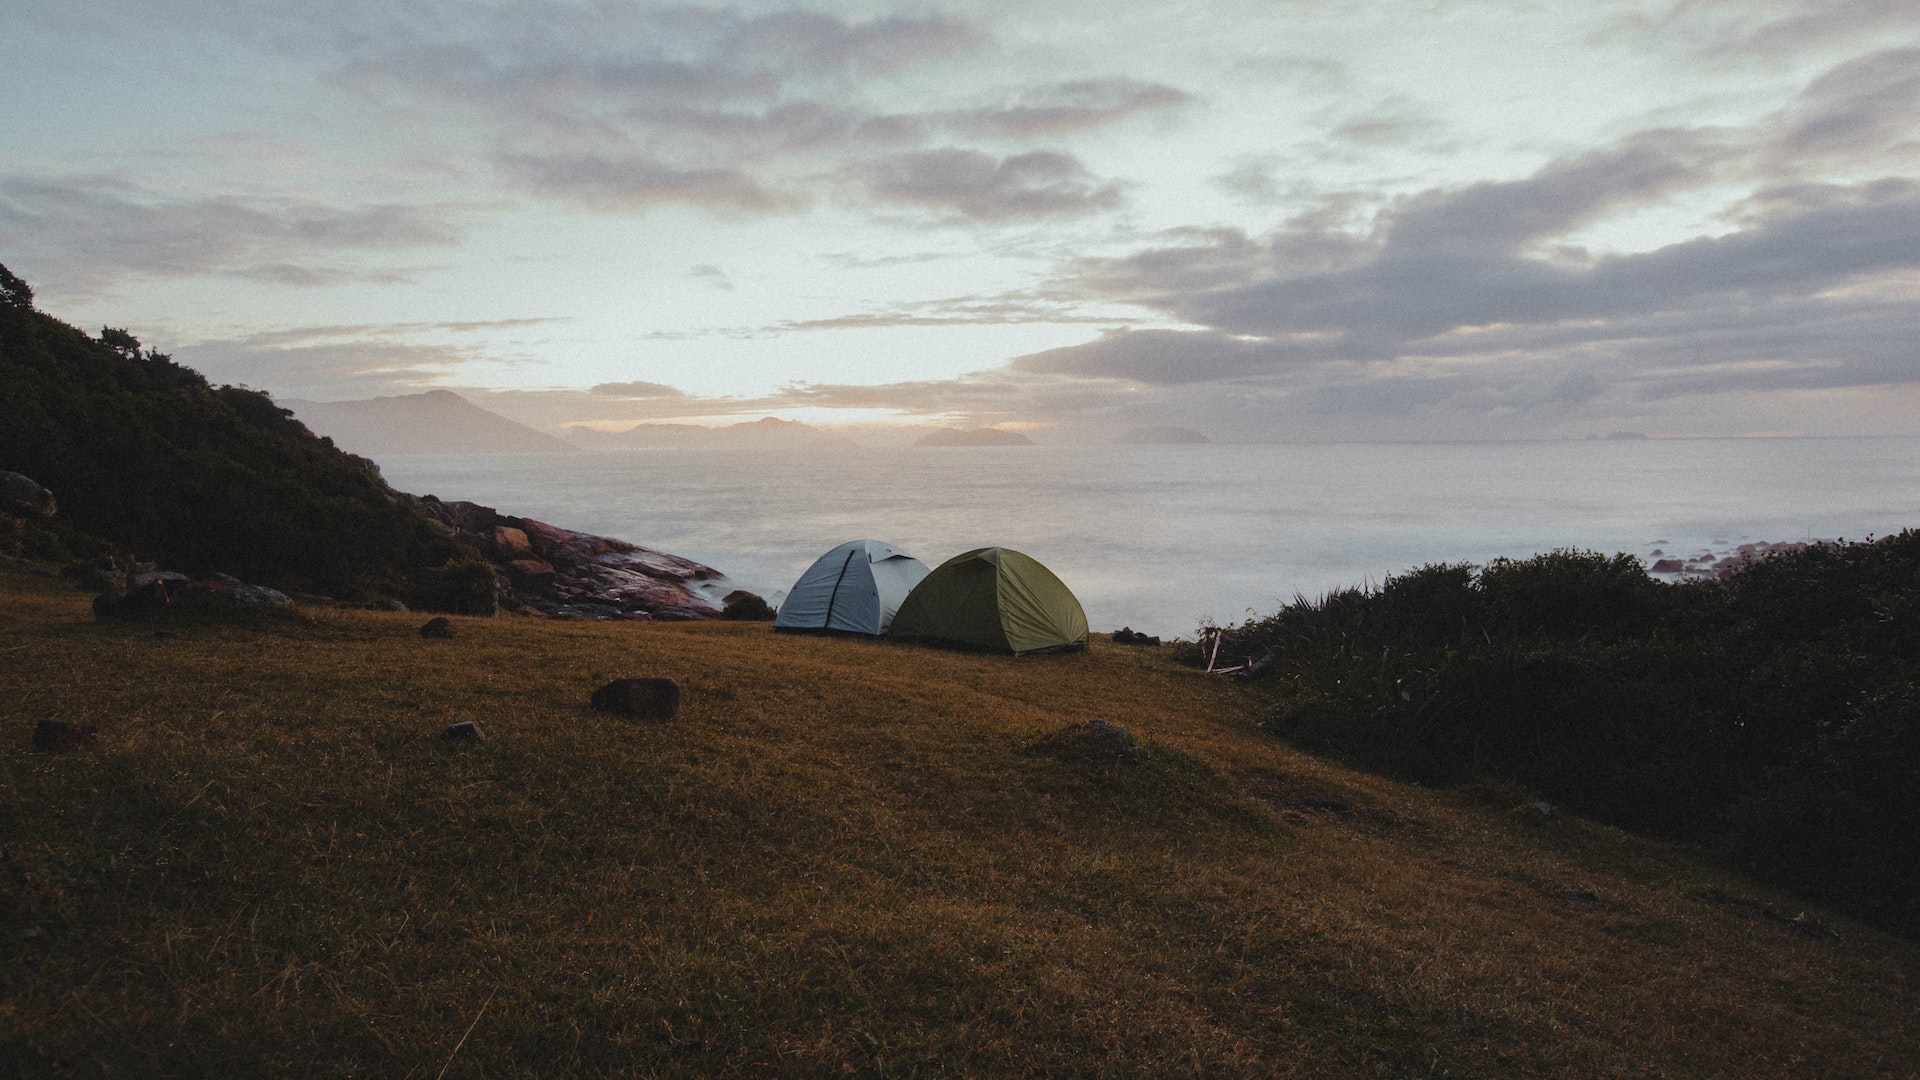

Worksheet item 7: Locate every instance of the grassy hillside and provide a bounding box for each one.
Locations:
[4,567,1915,1078]
[0,270,483,603]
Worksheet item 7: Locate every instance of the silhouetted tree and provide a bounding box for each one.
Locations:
[98,326,142,359]
[0,263,31,310]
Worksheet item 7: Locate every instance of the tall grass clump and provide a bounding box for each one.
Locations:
[1211,539,1920,937]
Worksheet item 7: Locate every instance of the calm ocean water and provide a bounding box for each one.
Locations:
[377,438,1920,638]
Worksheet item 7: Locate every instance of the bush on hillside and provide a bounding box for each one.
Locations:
[409,555,501,616]
[1211,541,1920,937]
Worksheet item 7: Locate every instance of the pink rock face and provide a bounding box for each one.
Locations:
[493,526,532,558]
[516,518,575,554]
[402,495,726,621]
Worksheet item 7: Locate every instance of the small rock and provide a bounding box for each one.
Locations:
[443,720,486,742]
[1533,802,1555,819]
[374,597,410,612]
[419,616,457,639]
[590,677,681,720]
[32,720,98,752]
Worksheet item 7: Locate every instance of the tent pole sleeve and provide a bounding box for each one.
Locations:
[823,548,857,629]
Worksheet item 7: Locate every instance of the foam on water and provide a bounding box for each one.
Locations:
[377,438,1920,638]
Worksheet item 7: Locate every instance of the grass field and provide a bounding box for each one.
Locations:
[3,565,1917,1077]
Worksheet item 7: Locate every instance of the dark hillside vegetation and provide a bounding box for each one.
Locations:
[0,264,484,605]
[1205,540,1920,937]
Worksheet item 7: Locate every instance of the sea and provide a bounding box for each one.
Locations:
[376,437,1920,639]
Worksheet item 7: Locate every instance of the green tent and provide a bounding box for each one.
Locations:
[889,547,1089,654]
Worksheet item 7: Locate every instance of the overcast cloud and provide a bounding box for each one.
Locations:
[3,1,1919,439]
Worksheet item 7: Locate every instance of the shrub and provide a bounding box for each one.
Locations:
[409,556,500,616]
[1219,539,1920,937]
[720,591,777,621]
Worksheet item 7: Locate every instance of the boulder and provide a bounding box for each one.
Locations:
[516,517,577,556]
[0,471,57,518]
[1650,559,1684,573]
[419,616,457,639]
[32,720,98,752]
[492,526,533,558]
[225,583,295,609]
[97,576,296,618]
[590,677,681,720]
[119,581,173,616]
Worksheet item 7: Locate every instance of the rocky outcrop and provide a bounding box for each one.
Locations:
[403,495,727,621]
[92,575,295,618]
[1645,540,1819,581]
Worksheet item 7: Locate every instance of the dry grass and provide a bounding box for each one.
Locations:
[3,565,1916,1078]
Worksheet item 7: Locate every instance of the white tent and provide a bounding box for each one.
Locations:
[774,539,931,635]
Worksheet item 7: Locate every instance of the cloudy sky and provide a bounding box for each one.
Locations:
[5,0,1919,441]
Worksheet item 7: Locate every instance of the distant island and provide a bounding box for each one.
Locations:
[565,416,857,449]
[283,389,577,456]
[913,427,1035,447]
[1118,425,1210,444]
